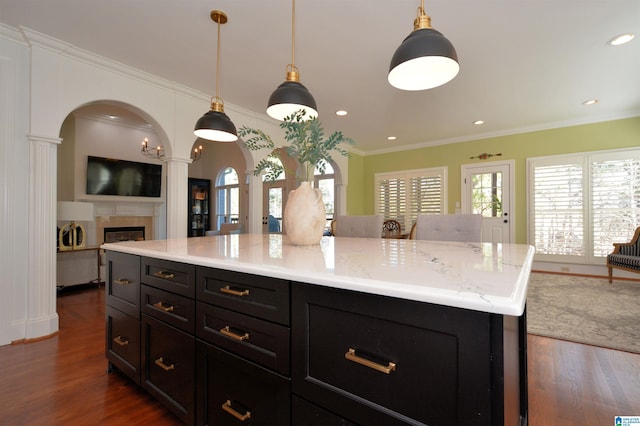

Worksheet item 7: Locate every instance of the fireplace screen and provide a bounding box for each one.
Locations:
[104,226,145,243]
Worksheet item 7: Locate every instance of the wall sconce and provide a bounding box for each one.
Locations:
[142,138,203,162]
[469,153,502,160]
[141,137,164,160]
[57,201,94,250]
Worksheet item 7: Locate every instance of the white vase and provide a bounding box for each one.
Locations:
[283,181,326,246]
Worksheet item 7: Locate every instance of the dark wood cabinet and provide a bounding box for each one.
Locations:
[292,283,527,426]
[105,252,141,384]
[105,250,527,426]
[106,305,140,383]
[105,251,140,318]
[195,266,292,425]
[142,314,195,424]
[292,395,357,426]
[196,341,291,425]
[188,178,210,237]
[140,257,197,424]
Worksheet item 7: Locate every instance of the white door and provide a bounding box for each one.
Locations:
[462,160,514,243]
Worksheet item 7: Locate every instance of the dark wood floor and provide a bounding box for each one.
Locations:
[0,286,639,425]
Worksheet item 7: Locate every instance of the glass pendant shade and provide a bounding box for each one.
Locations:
[194,109,238,142]
[267,80,318,120]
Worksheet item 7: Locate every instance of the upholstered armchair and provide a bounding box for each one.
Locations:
[409,214,482,242]
[606,226,640,283]
[332,215,384,238]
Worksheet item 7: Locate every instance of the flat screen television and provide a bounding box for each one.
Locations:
[86,156,162,197]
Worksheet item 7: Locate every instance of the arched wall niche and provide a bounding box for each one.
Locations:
[57,100,170,246]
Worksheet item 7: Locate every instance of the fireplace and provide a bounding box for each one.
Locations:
[104,226,145,243]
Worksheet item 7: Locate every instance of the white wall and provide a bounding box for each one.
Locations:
[0,25,31,345]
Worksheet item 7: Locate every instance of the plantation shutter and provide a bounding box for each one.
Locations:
[531,161,584,258]
[408,175,443,227]
[529,148,640,264]
[591,155,640,257]
[375,168,446,232]
[376,177,407,229]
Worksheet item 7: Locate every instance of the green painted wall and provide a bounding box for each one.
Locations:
[347,116,640,243]
[345,152,365,214]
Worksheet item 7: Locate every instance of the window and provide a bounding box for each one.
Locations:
[374,167,447,232]
[262,158,285,233]
[471,172,503,218]
[215,167,239,229]
[528,148,640,263]
[314,162,335,230]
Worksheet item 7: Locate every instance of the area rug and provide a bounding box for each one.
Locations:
[526,272,640,353]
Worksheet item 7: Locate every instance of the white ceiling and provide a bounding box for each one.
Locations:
[1,0,639,154]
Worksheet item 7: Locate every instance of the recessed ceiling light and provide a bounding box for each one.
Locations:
[387,136,397,141]
[607,33,635,46]
[583,99,598,106]
[107,115,117,119]
[473,120,485,125]
[335,110,348,116]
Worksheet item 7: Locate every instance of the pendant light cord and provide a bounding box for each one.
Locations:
[216,18,221,100]
[291,0,296,69]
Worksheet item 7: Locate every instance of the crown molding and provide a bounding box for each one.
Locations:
[14,25,277,133]
[363,111,640,156]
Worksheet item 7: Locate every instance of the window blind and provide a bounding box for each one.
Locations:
[375,168,446,232]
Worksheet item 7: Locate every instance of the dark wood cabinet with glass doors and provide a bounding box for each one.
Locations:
[188,178,210,237]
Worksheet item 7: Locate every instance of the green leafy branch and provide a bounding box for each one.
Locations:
[239,110,354,182]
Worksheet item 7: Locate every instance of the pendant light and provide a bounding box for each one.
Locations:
[388,0,459,91]
[266,0,318,121]
[194,10,238,142]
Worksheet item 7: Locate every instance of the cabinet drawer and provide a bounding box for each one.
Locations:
[292,395,357,426]
[141,257,195,298]
[196,341,290,426]
[142,315,195,425]
[196,302,290,375]
[106,305,140,384]
[196,266,290,325]
[141,284,195,334]
[292,283,493,426]
[106,252,140,318]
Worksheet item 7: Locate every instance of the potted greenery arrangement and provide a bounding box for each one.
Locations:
[239,110,354,245]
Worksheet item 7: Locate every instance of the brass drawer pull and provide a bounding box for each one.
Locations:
[220,326,249,341]
[153,301,174,313]
[153,271,175,279]
[221,400,251,421]
[154,357,175,371]
[345,348,396,374]
[113,278,130,285]
[113,336,129,346]
[220,285,249,297]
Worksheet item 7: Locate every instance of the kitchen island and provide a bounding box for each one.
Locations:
[103,234,534,425]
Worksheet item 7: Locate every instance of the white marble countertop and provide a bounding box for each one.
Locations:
[102,234,535,316]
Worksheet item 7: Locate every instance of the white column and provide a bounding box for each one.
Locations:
[26,134,60,339]
[165,158,190,239]
[247,173,263,234]
[336,183,347,216]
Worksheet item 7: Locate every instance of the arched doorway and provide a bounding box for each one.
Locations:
[56,101,168,290]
